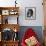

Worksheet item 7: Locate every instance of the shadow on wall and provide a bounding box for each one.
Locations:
[18,26,44,44]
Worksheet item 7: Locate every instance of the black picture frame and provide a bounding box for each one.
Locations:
[25,7,36,20]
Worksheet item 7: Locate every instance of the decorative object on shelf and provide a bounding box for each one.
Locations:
[1,28,13,41]
[15,0,17,7]
[13,32,18,41]
[13,28,18,41]
[2,16,8,24]
[5,18,8,24]
[1,28,19,41]
[25,7,36,20]
[9,10,18,15]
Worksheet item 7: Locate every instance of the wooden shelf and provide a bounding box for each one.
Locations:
[0,7,19,46]
[0,40,19,46]
[0,7,19,10]
[0,24,20,32]
[2,40,19,42]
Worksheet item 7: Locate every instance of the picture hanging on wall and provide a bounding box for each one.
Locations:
[25,7,36,20]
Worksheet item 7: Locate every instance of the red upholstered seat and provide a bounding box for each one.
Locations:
[21,28,41,46]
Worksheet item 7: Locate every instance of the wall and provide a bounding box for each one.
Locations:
[18,0,44,26]
[0,0,44,26]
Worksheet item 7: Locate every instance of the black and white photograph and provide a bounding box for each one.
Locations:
[25,7,36,20]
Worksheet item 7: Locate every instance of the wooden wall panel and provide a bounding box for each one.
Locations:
[43,0,46,46]
[43,0,46,26]
[0,24,20,32]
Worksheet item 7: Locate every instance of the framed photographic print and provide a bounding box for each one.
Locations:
[2,10,9,15]
[25,7,36,20]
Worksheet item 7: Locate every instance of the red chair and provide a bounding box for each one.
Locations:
[21,28,41,46]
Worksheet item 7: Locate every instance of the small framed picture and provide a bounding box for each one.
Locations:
[25,7,36,20]
[2,10,9,15]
